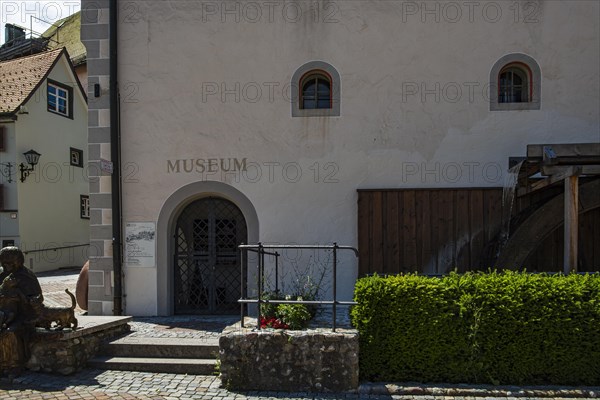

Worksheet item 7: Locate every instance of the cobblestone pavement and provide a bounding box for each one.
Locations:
[1,269,596,399]
[36,267,83,312]
[128,316,239,340]
[1,369,594,400]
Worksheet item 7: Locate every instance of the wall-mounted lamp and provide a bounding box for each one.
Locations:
[19,149,41,182]
[0,162,13,183]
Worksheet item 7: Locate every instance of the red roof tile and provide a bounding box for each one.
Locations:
[0,48,64,114]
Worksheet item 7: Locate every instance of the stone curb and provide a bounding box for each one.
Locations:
[359,383,600,398]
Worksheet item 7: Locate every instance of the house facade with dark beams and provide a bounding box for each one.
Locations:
[0,48,89,272]
[81,1,599,316]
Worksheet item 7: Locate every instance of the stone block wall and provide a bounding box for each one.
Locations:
[27,322,129,375]
[81,0,115,316]
[219,328,359,393]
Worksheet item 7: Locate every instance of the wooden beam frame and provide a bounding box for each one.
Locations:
[541,165,600,176]
[564,175,579,274]
[527,143,600,159]
[518,166,581,197]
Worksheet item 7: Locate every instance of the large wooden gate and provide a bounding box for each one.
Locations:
[358,188,502,276]
[358,188,600,276]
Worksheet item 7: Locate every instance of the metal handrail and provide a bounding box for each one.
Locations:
[238,243,359,331]
[22,243,89,254]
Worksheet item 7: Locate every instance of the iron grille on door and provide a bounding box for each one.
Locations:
[174,197,247,314]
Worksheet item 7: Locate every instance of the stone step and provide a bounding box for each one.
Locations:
[100,337,219,359]
[88,356,217,375]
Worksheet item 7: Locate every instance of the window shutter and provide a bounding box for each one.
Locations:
[0,126,4,151]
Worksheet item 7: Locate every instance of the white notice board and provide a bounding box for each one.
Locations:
[125,222,156,267]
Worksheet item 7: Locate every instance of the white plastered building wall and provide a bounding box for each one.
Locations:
[87,1,599,315]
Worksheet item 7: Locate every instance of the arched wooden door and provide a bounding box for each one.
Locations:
[174,197,247,314]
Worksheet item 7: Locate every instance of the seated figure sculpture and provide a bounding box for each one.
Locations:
[0,246,43,378]
[0,273,24,329]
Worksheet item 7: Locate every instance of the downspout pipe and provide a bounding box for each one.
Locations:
[109,0,123,316]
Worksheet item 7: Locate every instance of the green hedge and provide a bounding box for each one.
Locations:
[351,271,600,385]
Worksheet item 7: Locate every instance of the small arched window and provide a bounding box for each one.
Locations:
[292,61,340,117]
[498,63,531,103]
[490,53,541,111]
[300,72,332,110]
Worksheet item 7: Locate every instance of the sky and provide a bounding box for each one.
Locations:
[0,1,80,43]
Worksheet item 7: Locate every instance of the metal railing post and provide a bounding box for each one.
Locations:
[275,251,280,294]
[240,244,245,328]
[257,242,264,328]
[333,242,338,332]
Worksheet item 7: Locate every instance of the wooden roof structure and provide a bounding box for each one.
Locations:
[517,143,600,197]
[510,143,600,273]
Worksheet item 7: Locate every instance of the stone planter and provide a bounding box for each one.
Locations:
[219,323,359,393]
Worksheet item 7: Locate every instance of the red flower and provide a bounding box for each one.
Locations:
[260,316,289,330]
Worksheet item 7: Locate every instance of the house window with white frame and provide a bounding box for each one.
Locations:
[80,195,90,219]
[47,79,73,118]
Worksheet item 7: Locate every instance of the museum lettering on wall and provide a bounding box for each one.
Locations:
[167,158,248,174]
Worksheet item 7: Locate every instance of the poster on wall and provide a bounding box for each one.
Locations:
[125,222,156,267]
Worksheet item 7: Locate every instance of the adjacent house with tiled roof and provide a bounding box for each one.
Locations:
[0,48,89,272]
[0,11,87,89]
